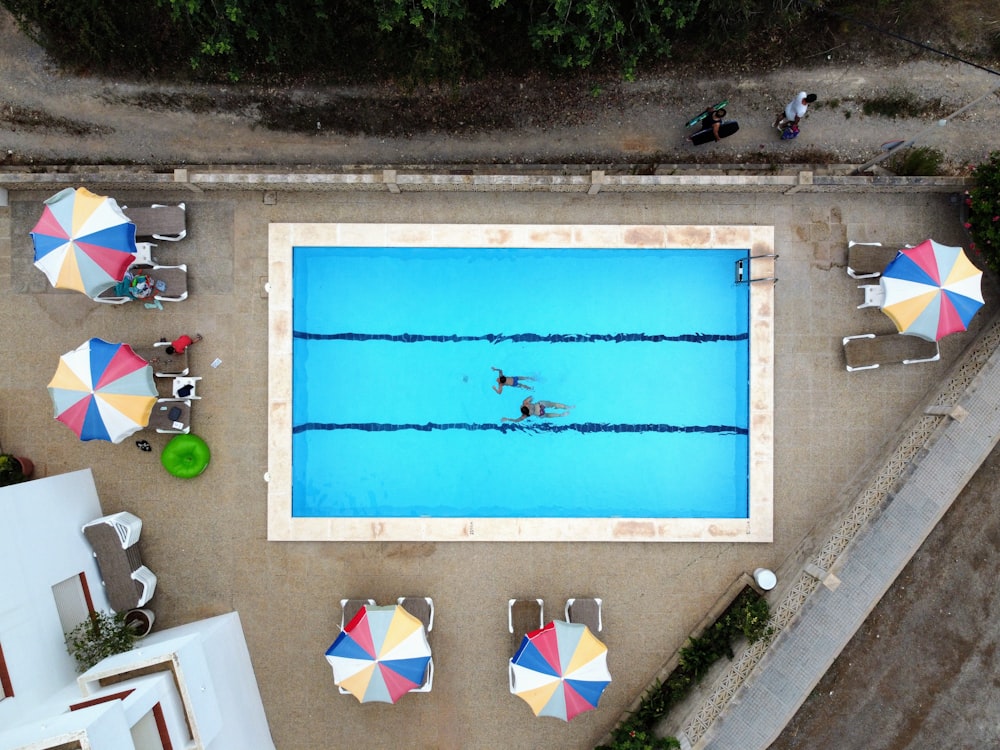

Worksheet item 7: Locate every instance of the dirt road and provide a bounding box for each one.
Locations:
[1,8,999,169]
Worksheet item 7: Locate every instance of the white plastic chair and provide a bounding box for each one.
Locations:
[565,597,603,633]
[508,598,544,635]
[171,376,202,400]
[92,289,133,305]
[83,511,142,549]
[150,398,191,434]
[122,203,186,242]
[150,203,187,241]
[338,598,376,695]
[846,241,884,279]
[857,284,885,309]
[146,341,190,377]
[131,565,157,607]
[92,261,154,305]
[152,263,188,302]
[397,596,434,632]
[410,658,434,693]
[134,242,156,265]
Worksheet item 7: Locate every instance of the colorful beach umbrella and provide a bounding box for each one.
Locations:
[48,338,157,443]
[880,239,984,342]
[325,604,431,703]
[509,620,611,721]
[31,187,138,297]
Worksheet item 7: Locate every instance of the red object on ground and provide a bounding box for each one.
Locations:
[171,334,194,353]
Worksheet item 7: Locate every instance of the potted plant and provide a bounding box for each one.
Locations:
[65,611,138,672]
[0,454,33,487]
[124,607,156,637]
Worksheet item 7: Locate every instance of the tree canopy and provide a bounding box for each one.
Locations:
[2,0,712,82]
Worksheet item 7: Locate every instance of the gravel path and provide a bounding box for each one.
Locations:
[2,8,999,169]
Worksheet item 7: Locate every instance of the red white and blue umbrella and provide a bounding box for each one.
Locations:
[880,239,984,341]
[47,338,157,443]
[31,187,138,297]
[325,604,431,703]
[509,620,611,721]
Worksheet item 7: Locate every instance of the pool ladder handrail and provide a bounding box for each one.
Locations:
[735,254,779,284]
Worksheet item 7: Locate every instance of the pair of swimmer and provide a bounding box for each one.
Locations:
[493,366,573,423]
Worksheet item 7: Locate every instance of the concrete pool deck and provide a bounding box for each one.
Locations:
[268,222,774,543]
[1,186,994,749]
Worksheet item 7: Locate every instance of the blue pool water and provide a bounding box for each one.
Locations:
[292,245,750,518]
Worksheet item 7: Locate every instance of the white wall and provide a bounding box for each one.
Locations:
[0,469,108,726]
[0,700,135,750]
[77,614,275,750]
[0,471,274,750]
[198,613,275,750]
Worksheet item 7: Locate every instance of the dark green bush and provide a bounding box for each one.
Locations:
[888,147,944,176]
[2,0,185,76]
[65,611,137,673]
[598,588,772,750]
[966,151,1000,273]
[598,716,681,750]
[729,588,774,642]
[522,0,699,81]
[861,90,943,119]
[0,0,742,84]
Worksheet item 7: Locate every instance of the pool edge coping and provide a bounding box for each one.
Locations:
[267,223,774,542]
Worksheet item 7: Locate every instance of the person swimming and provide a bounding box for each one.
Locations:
[492,366,534,394]
[502,396,573,423]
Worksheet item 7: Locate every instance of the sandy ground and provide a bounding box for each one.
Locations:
[1,8,999,169]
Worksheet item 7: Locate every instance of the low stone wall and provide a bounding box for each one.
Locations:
[668,311,1000,749]
[596,572,759,748]
[0,165,971,200]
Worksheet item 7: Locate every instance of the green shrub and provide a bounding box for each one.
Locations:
[633,679,669,726]
[0,454,28,486]
[679,630,727,678]
[861,90,942,119]
[966,151,1000,273]
[599,587,772,749]
[3,0,706,83]
[65,611,137,673]
[730,590,774,643]
[989,30,1000,58]
[597,717,681,750]
[888,147,944,176]
[522,0,699,80]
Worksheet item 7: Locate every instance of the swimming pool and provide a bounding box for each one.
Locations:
[269,224,774,542]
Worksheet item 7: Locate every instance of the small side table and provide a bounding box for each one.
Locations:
[171,375,202,399]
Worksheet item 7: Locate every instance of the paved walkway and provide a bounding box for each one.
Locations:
[682,314,1000,749]
[1,182,995,749]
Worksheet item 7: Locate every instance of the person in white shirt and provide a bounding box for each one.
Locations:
[774,92,817,130]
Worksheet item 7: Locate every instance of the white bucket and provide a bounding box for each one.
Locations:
[753,567,777,591]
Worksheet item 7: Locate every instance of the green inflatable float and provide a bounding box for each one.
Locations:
[161,434,211,478]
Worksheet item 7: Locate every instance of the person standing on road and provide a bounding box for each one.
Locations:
[774,92,817,132]
[687,107,728,143]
